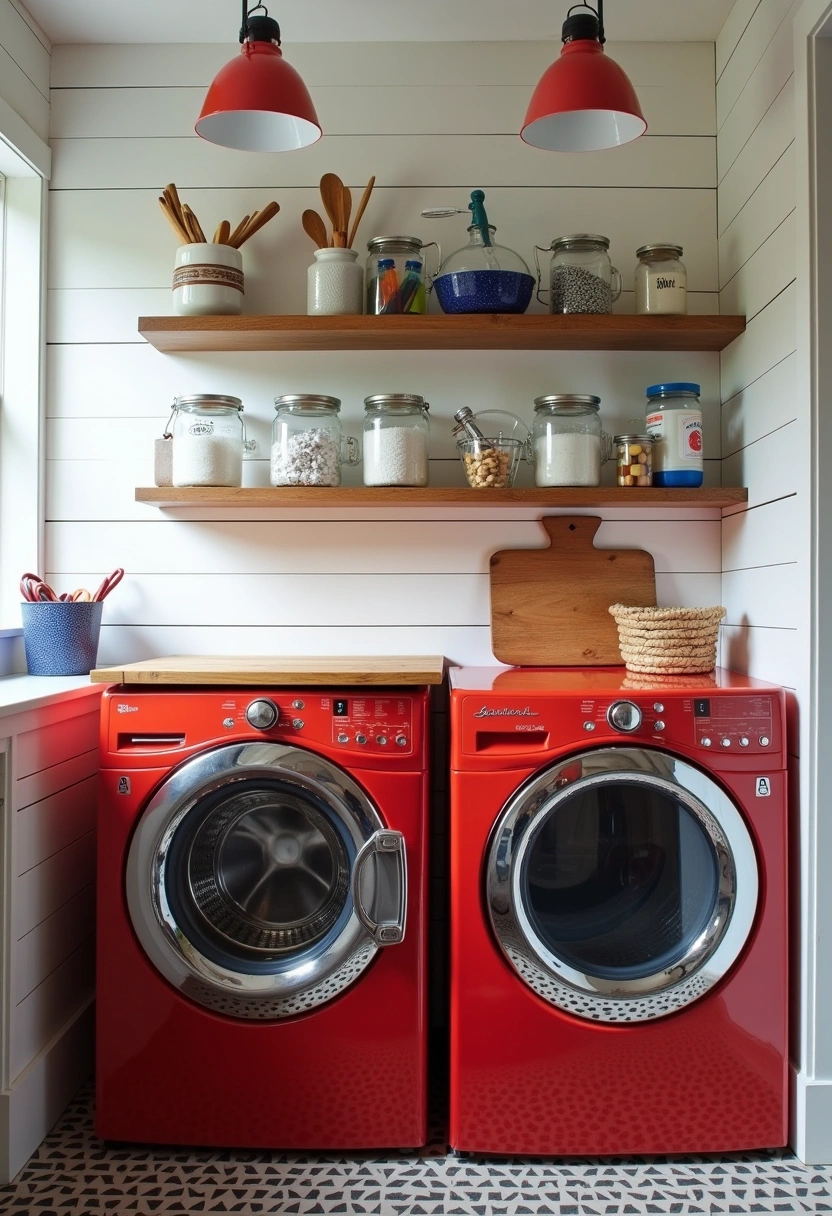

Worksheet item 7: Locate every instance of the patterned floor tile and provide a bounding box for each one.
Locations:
[1,1084,832,1215]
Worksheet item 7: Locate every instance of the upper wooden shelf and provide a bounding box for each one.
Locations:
[138,313,746,353]
[136,486,747,509]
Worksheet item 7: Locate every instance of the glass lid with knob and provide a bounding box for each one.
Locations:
[422,189,534,315]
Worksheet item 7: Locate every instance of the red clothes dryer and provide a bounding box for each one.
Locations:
[97,685,429,1150]
[449,667,788,1156]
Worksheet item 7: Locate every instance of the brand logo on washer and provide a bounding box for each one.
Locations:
[116,704,139,714]
[473,706,540,718]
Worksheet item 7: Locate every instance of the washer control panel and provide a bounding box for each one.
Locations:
[329,695,413,754]
[577,692,777,754]
[691,695,774,752]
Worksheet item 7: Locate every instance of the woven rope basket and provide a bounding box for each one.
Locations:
[609,604,727,675]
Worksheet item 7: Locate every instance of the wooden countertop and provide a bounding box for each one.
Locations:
[90,655,446,686]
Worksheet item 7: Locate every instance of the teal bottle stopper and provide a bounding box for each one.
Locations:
[468,189,492,246]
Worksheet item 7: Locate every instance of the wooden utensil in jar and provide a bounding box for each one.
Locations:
[347,176,375,249]
[302,209,329,249]
[320,173,344,246]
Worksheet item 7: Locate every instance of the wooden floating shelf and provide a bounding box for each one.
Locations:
[136,486,748,509]
[138,313,746,354]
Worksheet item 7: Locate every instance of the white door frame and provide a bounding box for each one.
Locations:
[794,0,832,1165]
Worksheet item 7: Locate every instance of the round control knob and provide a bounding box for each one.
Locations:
[606,701,643,733]
[396,736,408,747]
[356,733,368,745]
[376,735,388,746]
[653,702,665,713]
[337,732,349,744]
[760,736,770,747]
[721,738,732,748]
[292,699,305,710]
[740,737,750,747]
[245,699,278,731]
[654,720,665,732]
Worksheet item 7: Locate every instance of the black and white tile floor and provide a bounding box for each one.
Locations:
[2,1083,831,1215]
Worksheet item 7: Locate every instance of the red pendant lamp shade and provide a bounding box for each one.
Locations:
[521,3,646,152]
[196,9,321,152]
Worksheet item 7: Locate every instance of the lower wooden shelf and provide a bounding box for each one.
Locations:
[136,486,747,508]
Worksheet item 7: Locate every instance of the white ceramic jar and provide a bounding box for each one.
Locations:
[172,243,244,317]
[307,248,364,316]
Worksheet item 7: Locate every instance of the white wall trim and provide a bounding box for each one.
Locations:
[792,0,832,1164]
[0,93,49,180]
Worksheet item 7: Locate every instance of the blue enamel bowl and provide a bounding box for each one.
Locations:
[434,269,535,314]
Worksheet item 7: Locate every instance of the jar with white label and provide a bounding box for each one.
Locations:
[645,382,703,487]
[635,245,687,315]
[532,395,612,487]
[171,394,247,487]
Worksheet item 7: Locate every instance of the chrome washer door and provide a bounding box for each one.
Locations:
[126,742,406,1020]
[487,747,758,1023]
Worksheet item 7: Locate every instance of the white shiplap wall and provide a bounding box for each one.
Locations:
[0,0,49,142]
[46,40,724,667]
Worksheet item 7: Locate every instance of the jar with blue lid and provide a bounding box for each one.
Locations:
[645,382,703,488]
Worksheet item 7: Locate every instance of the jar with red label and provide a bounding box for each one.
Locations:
[644,382,703,488]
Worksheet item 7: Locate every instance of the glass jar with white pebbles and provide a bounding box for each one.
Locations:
[363,394,430,486]
[535,234,622,315]
[532,395,612,487]
[271,395,359,487]
[171,394,249,488]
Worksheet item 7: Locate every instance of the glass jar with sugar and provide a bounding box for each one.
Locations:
[532,395,612,487]
[634,244,687,315]
[171,395,248,488]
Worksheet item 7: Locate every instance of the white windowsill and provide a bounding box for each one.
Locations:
[0,674,103,721]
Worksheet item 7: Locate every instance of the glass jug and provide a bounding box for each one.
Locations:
[271,395,359,487]
[534,234,622,314]
[170,394,248,488]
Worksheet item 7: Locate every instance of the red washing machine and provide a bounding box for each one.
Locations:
[97,685,429,1149]
[449,667,788,1156]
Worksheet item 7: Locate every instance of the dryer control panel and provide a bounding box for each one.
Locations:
[327,694,414,753]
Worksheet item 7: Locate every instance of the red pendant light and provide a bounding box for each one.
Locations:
[196,2,321,152]
[521,1,646,152]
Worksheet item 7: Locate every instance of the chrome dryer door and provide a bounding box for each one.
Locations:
[486,747,758,1023]
[126,742,406,1020]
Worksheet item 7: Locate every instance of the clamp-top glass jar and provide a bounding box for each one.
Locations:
[171,394,248,488]
[536,234,622,314]
[635,244,687,315]
[532,395,611,487]
[363,394,430,486]
[271,395,359,487]
[366,236,438,315]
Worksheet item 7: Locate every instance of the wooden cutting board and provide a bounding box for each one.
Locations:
[90,655,446,685]
[490,515,656,666]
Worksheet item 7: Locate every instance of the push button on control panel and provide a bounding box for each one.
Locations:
[760,736,770,747]
[721,738,732,747]
[396,736,408,747]
[356,734,368,745]
[739,737,750,747]
[701,737,712,747]
[376,735,388,746]
[337,732,349,744]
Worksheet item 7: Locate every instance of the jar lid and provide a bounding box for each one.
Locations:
[636,243,683,258]
[364,393,429,411]
[367,235,423,253]
[534,394,601,412]
[175,394,243,412]
[646,382,700,397]
[274,394,341,411]
[552,233,610,251]
[614,434,653,444]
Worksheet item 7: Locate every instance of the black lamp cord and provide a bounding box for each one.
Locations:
[566,0,606,43]
[240,1,281,44]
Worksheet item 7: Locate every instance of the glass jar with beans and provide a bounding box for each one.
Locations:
[535,234,622,314]
[615,435,653,487]
[271,395,360,487]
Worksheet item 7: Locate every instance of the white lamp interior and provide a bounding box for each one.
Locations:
[196,109,321,152]
[523,108,646,152]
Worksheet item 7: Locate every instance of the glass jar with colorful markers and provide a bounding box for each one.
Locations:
[365,236,438,315]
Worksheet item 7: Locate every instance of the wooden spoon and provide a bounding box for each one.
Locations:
[320,173,343,247]
[341,185,352,247]
[213,219,231,244]
[234,200,280,247]
[347,175,375,248]
[302,208,329,249]
[228,215,251,247]
[183,204,206,243]
[158,196,190,244]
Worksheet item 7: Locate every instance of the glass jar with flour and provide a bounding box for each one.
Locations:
[363,395,430,486]
[634,244,687,314]
[171,395,248,487]
[532,395,612,487]
[271,395,360,487]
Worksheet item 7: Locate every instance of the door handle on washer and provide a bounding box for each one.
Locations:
[350,830,407,946]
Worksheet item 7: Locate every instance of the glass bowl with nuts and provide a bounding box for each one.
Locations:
[451,406,530,488]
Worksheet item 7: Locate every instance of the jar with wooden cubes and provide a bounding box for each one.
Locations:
[615,434,653,487]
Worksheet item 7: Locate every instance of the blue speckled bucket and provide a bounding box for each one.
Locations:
[21,601,104,675]
[434,269,535,314]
